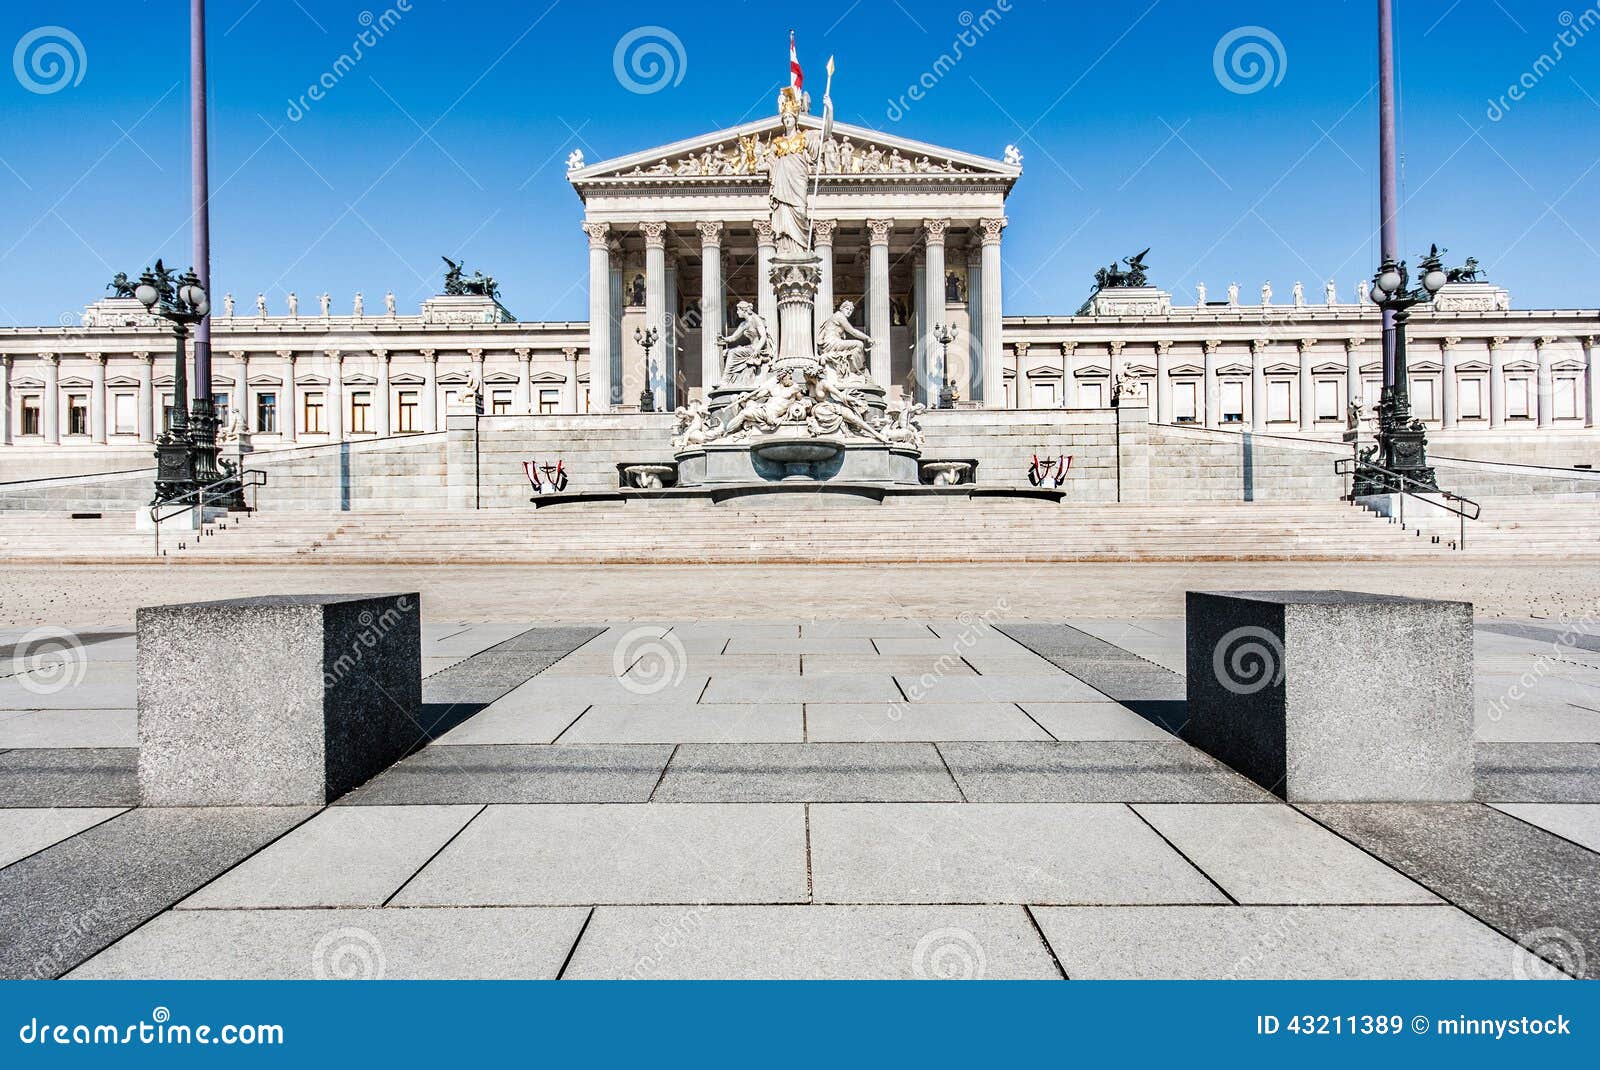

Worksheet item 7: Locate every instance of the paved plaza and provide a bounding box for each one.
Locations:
[1,602,1595,980]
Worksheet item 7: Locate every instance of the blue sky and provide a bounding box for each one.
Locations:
[2,0,1597,325]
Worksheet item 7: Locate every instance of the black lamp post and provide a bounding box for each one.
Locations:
[1353,247,1447,495]
[933,323,958,409]
[635,325,659,413]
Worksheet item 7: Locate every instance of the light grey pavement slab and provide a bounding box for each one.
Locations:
[566,904,1061,979]
[0,669,135,710]
[653,654,802,677]
[896,675,1109,703]
[337,744,673,805]
[939,741,1273,803]
[702,674,902,704]
[0,708,136,748]
[0,805,316,978]
[391,803,807,906]
[0,748,138,807]
[560,703,804,744]
[959,654,1078,676]
[1475,742,1600,801]
[1133,803,1439,904]
[871,635,1032,657]
[1489,803,1600,853]
[179,805,483,908]
[799,621,937,638]
[70,906,590,980]
[810,802,1227,905]
[431,699,590,745]
[499,674,713,707]
[724,637,878,655]
[1032,905,1563,979]
[0,807,126,870]
[805,702,1051,743]
[652,743,961,802]
[1476,701,1600,743]
[1019,702,1176,742]
[1302,802,1600,978]
[801,655,977,676]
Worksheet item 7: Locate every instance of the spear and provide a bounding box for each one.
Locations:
[804,54,835,251]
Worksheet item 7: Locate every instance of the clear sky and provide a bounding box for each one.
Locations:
[2,0,1597,326]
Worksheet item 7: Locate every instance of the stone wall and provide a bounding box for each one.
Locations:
[1145,424,1347,501]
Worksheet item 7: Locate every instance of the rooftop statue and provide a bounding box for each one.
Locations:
[1092,248,1151,292]
[441,256,500,300]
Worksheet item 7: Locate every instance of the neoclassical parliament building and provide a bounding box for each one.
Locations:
[1,106,1596,483]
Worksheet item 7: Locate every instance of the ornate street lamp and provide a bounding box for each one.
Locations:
[1352,245,1449,495]
[933,323,958,409]
[635,325,659,413]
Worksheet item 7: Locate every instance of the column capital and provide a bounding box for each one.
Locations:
[1108,339,1126,356]
[419,348,436,362]
[1297,338,1319,352]
[640,221,669,247]
[978,217,1007,245]
[1155,339,1173,355]
[1014,341,1031,357]
[467,347,484,360]
[227,350,246,360]
[1248,339,1267,355]
[1537,335,1560,347]
[562,346,579,362]
[581,221,610,247]
[1489,336,1509,350]
[1205,339,1224,355]
[325,349,343,362]
[752,219,776,245]
[1061,340,1078,356]
[372,349,389,362]
[1442,336,1462,350]
[134,351,152,362]
[921,219,950,245]
[278,350,296,362]
[515,347,532,359]
[865,218,893,246]
[40,351,58,364]
[86,351,105,363]
[812,219,837,245]
[1344,337,1367,352]
[696,220,724,245]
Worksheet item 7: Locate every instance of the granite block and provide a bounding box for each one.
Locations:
[0,748,137,807]
[337,744,673,804]
[939,741,1271,802]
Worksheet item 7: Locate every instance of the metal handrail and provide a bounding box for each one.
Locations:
[150,469,267,556]
[1333,457,1481,548]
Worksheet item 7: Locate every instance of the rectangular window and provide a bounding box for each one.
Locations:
[1362,378,1381,412]
[1268,380,1293,422]
[212,392,229,427]
[303,392,325,434]
[1079,381,1104,408]
[349,391,372,433]
[538,388,560,414]
[1221,381,1245,422]
[161,392,175,432]
[1555,376,1579,420]
[1459,378,1483,419]
[256,392,278,433]
[1029,381,1058,407]
[397,390,419,432]
[1412,378,1436,420]
[21,396,41,436]
[1315,380,1340,420]
[113,393,137,434]
[491,389,513,415]
[67,394,88,436]
[1173,380,1198,422]
[1507,377,1531,418]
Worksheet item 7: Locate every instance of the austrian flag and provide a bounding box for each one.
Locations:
[789,31,803,93]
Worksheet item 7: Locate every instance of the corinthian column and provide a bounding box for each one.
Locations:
[966,241,984,403]
[1489,337,1507,427]
[41,353,59,444]
[581,221,612,411]
[866,219,892,388]
[374,349,391,436]
[1251,340,1269,430]
[813,219,836,321]
[87,352,106,443]
[1536,336,1557,428]
[1441,336,1460,429]
[419,349,436,432]
[1585,336,1597,428]
[1154,341,1172,423]
[0,356,10,446]
[697,221,724,392]
[1298,339,1318,431]
[135,351,154,442]
[978,217,1006,408]
[753,220,777,331]
[642,221,668,410]
[922,220,949,401]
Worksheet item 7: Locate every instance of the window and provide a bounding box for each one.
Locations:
[1362,378,1381,412]
[1079,381,1104,408]
[1555,376,1579,420]
[1315,380,1340,420]
[20,396,41,436]
[1459,378,1483,419]
[1268,380,1293,422]
[67,394,88,435]
[538,388,560,414]
[212,392,229,426]
[113,393,137,434]
[1173,380,1198,422]
[1221,381,1245,422]
[397,390,419,432]
[1507,377,1531,419]
[161,392,175,432]
[491,389,513,415]
[443,389,460,411]
[1411,378,1436,420]
[303,391,325,433]
[256,392,277,433]
[1029,381,1057,407]
[349,391,372,433]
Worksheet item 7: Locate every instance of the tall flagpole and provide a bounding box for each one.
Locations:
[804,56,834,251]
[191,0,213,412]
[1377,0,1399,393]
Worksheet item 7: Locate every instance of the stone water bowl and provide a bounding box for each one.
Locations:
[751,437,844,481]
[622,463,676,490]
[921,461,973,486]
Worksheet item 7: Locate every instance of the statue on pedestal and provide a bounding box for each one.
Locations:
[766,88,816,258]
[717,300,774,385]
[287,292,299,317]
[816,299,872,376]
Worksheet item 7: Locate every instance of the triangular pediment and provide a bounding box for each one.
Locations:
[570,112,1018,186]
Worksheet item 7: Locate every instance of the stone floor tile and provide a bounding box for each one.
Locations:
[1301,802,1600,978]
[0,669,134,710]
[1476,703,1600,744]
[959,654,1075,676]
[940,741,1271,802]
[0,807,125,870]
[69,906,589,980]
[805,702,1051,743]
[337,744,673,804]
[702,674,902,704]
[810,802,1225,905]
[560,703,803,744]
[0,708,135,748]
[0,805,317,978]
[487,625,606,653]
[1133,803,1439,904]
[896,675,1108,704]
[654,654,801,677]
[566,904,1060,979]
[1475,742,1600,801]
[723,637,878,655]
[179,804,482,908]
[1489,802,1600,853]
[1032,905,1561,979]
[652,743,961,802]
[0,748,137,807]
[1019,702,1176,742]
[499,674,713,707]
[431,699,590,745]
[391,803,807,906]
[799,621,937,639]
[801,654,977,676]
[871,635,1030,657]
